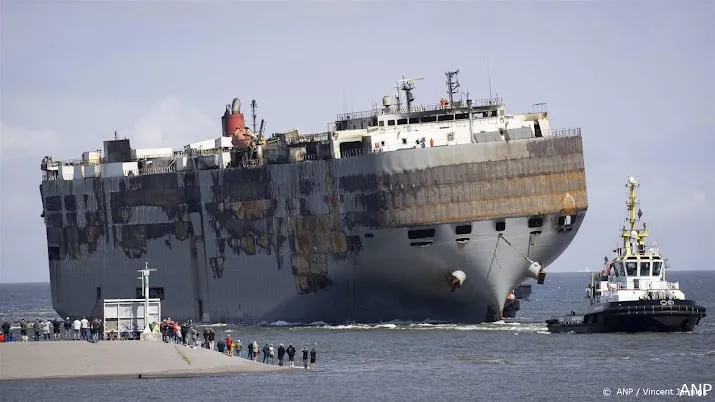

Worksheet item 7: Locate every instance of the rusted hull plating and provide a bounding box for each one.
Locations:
[40,135,588,324]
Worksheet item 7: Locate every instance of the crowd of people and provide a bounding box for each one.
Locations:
[1,317,103,342]
[152,318,319,369]
[1,317,319,370]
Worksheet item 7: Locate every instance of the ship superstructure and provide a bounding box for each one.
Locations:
[39,70,588,324]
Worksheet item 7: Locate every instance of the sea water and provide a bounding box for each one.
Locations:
[1,271,713,401]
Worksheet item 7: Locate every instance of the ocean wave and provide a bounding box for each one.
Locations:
[455,355,510,364]
[269,320,549,333]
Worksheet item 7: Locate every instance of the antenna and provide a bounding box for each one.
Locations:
[250,100,258,133]
[396,76,423,112]
[445,70,461,107]
[487,61,493,100]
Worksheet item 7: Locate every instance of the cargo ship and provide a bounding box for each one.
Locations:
[39,70,588,324]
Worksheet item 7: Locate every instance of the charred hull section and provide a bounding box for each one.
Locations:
[546,300,707,334]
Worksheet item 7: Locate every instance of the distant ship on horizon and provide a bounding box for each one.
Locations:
[39,69,588,324]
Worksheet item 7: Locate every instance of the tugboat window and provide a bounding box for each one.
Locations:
[652,261,663,276]
[639,262,651,276]
[625,262,638,276]
[616,262,625,276]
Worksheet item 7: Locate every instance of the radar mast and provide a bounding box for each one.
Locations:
[445,70,461,107]
[395,76,423,112]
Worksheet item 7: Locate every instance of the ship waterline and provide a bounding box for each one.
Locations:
[40,71,588,324]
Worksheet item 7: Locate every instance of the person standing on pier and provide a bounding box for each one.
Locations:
[301,347,309,369]
[309,347,317,369]
[225,335,233,356]
[262,344,269,363]
[63,318,71,339]
[286,344,296,368]
[277,344,286,366]
[247,340,255,360]
[20,319,28,342]
[32,320,41,341]
[1,321,10,342]
[71,318,81,340]
[207,328,215,350]
[52,319,61,340]
[80,316,89,340]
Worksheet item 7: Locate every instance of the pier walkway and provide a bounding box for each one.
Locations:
[0,340,292,381]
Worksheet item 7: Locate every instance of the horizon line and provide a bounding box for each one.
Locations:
[2,268,713,285]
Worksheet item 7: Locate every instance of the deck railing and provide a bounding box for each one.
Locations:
[335,97,503,121]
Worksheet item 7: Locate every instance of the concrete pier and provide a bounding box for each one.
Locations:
[0,341,292,381]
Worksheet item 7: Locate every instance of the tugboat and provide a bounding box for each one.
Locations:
[546,176,707,333]
[514,283,532,300]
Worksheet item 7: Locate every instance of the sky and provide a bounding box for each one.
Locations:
[1,1,713,283]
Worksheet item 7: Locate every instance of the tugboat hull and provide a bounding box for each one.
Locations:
[546,300,707,334]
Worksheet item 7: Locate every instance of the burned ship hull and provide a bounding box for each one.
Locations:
[41,135,587,324]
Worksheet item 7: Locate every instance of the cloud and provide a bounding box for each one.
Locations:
[0,95,217,283]
[122,96,217,150]
[0,122,60,157]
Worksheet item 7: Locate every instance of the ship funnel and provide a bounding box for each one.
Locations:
[231,98,241,114]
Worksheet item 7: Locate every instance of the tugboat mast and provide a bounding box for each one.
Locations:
[621,176,648,256]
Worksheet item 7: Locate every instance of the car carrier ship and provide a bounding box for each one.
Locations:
[39,70,588,324]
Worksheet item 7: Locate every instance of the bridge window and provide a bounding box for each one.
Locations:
[388,120,396,126]
[639,262,651,276]
[652,261,663,276]
[397,118,407,125]
[408,117,419,124]
[379,121,384,127]
[438,114,454,121]
[495,221,506,232]
[421,116,436,123]
[625,262,637,276]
